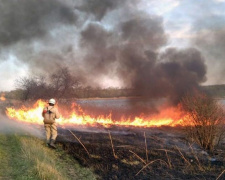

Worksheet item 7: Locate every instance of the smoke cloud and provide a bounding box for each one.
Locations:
[0,0,207,104]
[194,29,225,85]
[0,0,77,46]
[0,114,44,138]
[75,0,137,20]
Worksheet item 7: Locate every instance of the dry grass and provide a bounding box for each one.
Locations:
[144,132,148,163]
[175,145,191,166]
[21,138,68,180]
[130,132,171,176]
[36,159,64,180]
[216,169,225,180]
[108,130,118,159]
[156,149,173,169]
[129,150,147,165]
[136,159,169,176]
[68,129,90,157]
[0,134,94,180]
[188,143,205,171]
[20,136,97,180]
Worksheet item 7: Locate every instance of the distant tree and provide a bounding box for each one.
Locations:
[5,89,25,100]
[15,67,82,100]
[181,92,225,151]
[16,76,48,100]
[49,67,81,98]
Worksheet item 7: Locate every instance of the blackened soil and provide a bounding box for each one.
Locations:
[56,127,225,180]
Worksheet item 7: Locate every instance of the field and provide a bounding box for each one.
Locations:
[1,98,225,179]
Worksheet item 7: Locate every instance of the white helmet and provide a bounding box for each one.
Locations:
[49,98,56,105]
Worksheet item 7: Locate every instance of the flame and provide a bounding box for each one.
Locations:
[0,93,6,101]
[6,100,186,127]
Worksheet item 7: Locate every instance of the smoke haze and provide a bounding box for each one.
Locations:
[0,114,43,138]
[194,29,225,84]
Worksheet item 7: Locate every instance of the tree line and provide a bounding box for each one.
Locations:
[3,67,138,100]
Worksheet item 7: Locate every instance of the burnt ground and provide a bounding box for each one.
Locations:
[56,126,225,180]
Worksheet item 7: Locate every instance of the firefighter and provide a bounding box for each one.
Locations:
[42,98,60,149]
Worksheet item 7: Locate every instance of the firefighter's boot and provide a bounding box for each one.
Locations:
[49,139,56,149]
[47,142,51,147]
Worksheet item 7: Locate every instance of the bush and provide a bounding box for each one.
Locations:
[181,92,225,151]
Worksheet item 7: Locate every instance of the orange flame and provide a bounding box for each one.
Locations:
[0,93,6,101]
[6,100,186,127]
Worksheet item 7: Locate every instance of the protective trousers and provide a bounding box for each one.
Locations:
[44,123,57,143]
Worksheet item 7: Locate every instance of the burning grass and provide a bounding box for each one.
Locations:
[0,93,6,101]
[5,99,186,128]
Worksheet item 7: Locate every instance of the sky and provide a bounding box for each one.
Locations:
[0,0,225,91]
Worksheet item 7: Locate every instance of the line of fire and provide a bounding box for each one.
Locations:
[6,99,186,128]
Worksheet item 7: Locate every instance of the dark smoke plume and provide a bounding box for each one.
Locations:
[75,0,137,20]
[0,0,207,104]
[0,0,77,46]
[80,13,207,104]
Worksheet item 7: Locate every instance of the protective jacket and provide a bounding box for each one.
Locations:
[42,105,60,124]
